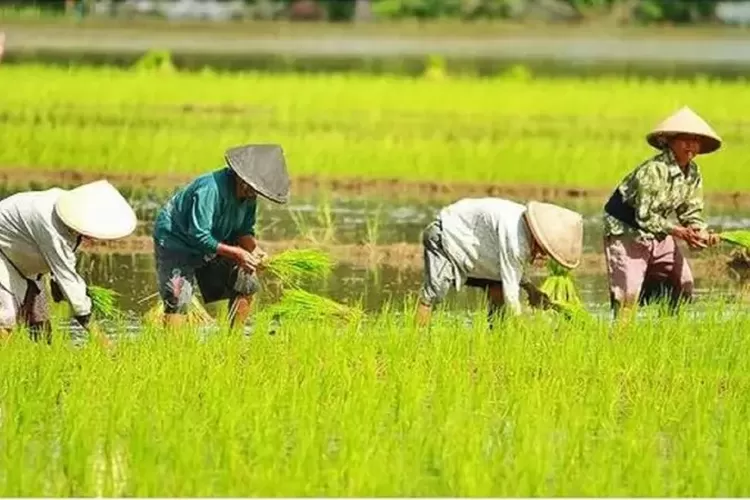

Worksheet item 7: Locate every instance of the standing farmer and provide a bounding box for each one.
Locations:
[152,143,290,329]
[415,197,584,327]
[603,106,722,318]
[0,180,137,339]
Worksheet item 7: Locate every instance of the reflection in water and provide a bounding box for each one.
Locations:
[77,252,729,320]
[118,194,750,253]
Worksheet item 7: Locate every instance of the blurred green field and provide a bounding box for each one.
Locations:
[1,64,748,193]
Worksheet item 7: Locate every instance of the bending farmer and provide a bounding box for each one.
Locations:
[415,198,584,327]
[603,106,722,318]
[0,180,137,338]
[152,143,291,329]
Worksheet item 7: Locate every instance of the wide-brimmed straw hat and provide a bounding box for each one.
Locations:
[524,201,583,269]
[646,106,722,154]
[224,143,291,204]
[55,180,137,240]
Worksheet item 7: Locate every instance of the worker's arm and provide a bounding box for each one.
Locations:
[520,277,551,309]
[186,189,257,271]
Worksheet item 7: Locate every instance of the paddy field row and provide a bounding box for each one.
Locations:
[2,65,750,197]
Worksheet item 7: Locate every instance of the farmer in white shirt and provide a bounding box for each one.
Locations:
[0,180,137,340]
[415,198,584,327]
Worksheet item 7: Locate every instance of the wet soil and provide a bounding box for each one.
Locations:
[4,168,750,208]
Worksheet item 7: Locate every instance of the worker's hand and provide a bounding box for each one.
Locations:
[526,286,552,309]
[249,246,269,271]
[232,247,259,273]
[705,232,721,247]
[672,226,707,249]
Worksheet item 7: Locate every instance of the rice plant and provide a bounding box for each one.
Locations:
[1,303,749,496]
[0,65,747,192]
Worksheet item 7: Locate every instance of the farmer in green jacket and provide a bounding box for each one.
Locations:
[152,144,291,329]
[602,106,722,318]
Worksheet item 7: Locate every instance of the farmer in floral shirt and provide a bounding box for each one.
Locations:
[603,106,722,317]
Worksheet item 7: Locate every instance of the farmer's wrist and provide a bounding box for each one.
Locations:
[216,243,242,261]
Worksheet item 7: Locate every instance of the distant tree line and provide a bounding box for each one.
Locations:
[3,0,747,25]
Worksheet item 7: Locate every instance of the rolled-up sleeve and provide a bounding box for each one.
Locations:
[33,225,91,316]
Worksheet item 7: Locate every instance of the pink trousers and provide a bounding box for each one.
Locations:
[603,235,694,308]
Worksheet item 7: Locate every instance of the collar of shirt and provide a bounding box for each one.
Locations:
[661,148,698,182]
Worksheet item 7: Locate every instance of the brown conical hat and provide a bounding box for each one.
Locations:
[646,106,722,154]
[524,201,583,270]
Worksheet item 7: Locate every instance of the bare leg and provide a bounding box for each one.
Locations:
[163,313,186,330]
[486,284,505,329]
[415,302,432,329]
[228,294,255,331]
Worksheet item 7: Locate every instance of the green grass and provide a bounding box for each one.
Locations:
[1,302,749,496]
[1,64,749,192]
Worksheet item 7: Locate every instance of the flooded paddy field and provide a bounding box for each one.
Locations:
[62,188,750,320]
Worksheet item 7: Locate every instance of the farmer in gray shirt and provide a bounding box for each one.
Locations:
[0,180,137,340]
[415,198,584,328]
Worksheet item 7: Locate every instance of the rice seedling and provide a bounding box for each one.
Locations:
[87,285,124,321]
[268,288,363,323]
[0,302,749,496]
[539,260,590,320]
[0,65,748,192]
[719,230,750,249]
[265,248,334,286]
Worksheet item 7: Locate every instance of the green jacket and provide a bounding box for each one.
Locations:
[153,167,257,263]
[603,149,707,240]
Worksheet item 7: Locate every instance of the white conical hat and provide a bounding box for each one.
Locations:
[54,180,137,240]
[646,106,722,154]
[524,201,583,269]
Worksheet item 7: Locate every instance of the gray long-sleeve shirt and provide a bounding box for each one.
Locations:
[438,198,532,315]
[0,188,92,316]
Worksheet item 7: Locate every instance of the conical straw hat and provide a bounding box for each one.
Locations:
[224,143,291,204]
[646,106,722,154]
[55,180,137,240]
[524,201,583,269]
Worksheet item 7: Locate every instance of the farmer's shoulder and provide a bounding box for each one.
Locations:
[183,169,227,199]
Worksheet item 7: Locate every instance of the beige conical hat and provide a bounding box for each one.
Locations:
[646,106,722,154]
[55,180,137,240]
[524,201,583,269]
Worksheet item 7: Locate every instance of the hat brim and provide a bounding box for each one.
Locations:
[523,207,580,270]
[647,131,721,155]
[224,144,291,204]
[54,181,138,240]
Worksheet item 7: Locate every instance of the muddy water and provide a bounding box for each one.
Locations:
[129,194,750,254]
[77,252,736,322]
[69,191,750,319]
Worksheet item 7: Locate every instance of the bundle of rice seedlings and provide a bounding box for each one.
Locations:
[538,260,589,320]
[88,285,125,321]
[539,260,582,306]
[719,230,750,249]
[268,288,362,323]
[265,248,333,286]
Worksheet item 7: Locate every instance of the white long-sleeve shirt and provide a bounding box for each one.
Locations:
[0,188,92,316]
[438,198,532,314]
